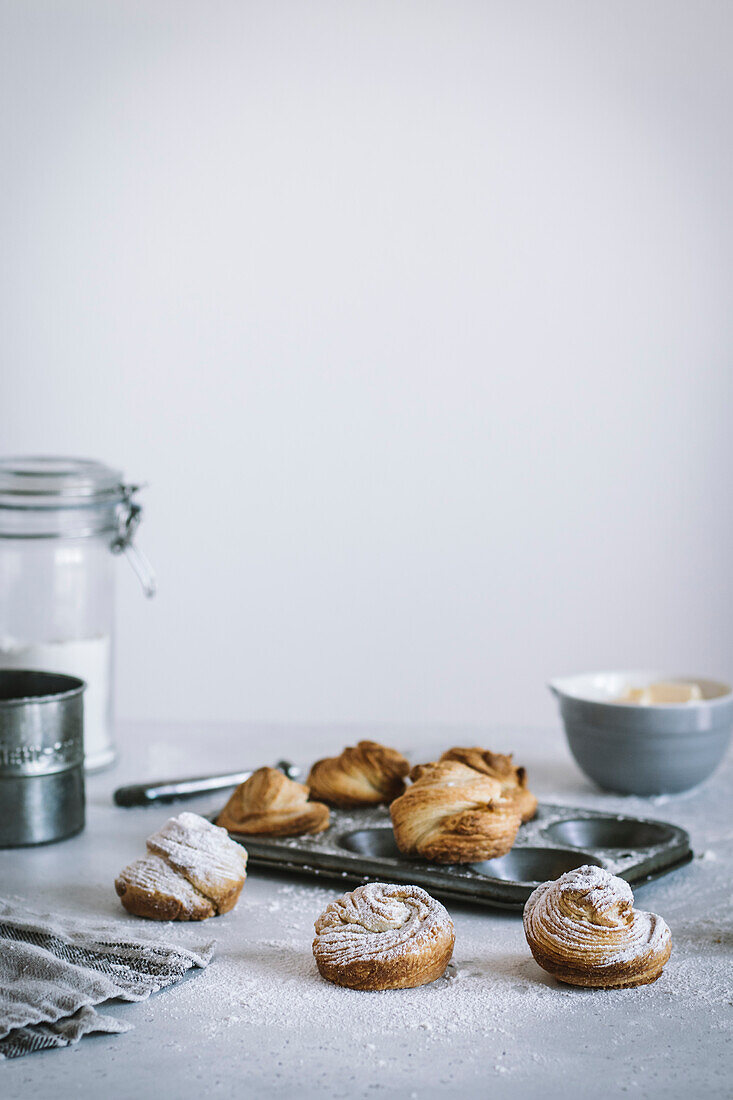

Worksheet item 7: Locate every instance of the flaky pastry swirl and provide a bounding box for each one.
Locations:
[390,760,523,863]
[313,882,455,990]
[307,740,410,807]
[523,865,672,988]
[115,812,248,921]
[216,767,329,836]
[440,746,537,823]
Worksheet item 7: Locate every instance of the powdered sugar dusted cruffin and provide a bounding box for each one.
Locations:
[313,882,455,990]
[523,865,671,988]
[116,812,248,921]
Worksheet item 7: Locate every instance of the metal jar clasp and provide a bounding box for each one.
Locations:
[112,485,157,598]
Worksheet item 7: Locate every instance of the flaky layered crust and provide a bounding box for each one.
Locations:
[313,882,455,990]
[440,746,537,823]
[216,767,330,837]
[307,740,410,807]
[116,812,248,921]
[523,865,672,988]
[390,760,523,863]
[115,854,216,921]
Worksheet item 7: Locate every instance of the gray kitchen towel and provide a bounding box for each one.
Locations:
[0,898,215,1059]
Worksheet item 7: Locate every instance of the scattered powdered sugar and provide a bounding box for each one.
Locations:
[165,892,632,1045]
[139,841,732,1098]
[181,925,539,1041]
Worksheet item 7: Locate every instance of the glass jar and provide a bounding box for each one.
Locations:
[0,457,155,771]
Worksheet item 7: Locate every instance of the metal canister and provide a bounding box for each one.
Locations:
[0,670,85,847]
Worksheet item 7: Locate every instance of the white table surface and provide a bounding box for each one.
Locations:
[1,721,731,1099]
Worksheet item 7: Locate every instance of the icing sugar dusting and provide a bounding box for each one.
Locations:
[313,882,454,966]
[555,864,634,912]
[144,842,729,1096]
[524,865,671,973]
[147,812,248,900]
[118,812,248,917]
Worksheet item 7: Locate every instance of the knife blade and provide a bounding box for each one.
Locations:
[113,759,300,807]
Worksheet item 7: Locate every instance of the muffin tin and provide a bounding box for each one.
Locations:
[221,801,692,910]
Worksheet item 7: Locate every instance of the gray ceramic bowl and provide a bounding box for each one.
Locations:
[550,671,733,795]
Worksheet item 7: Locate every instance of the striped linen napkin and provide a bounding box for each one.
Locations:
[0,898,214,1059]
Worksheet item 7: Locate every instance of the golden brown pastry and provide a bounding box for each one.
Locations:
[523,865,672,988]
[312,882,455,990]
[216,766,330,836]
[390,760,523,863]
[307,740,410,808]
[440,746,537,822]
[115,811,248,921]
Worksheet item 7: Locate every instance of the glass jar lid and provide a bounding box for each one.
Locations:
[0,456,126,508]
[0,455,156,596]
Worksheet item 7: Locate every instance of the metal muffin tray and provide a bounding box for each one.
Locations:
[220,802,692,910]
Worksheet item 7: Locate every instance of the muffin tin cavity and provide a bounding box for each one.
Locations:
[340,828,401,859]
[470,847,602,885]
[544,817,675,850]
[221,802,692,911]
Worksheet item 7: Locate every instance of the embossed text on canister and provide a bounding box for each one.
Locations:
[0,669,86,847]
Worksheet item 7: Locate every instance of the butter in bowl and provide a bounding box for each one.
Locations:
[549,671,733,795]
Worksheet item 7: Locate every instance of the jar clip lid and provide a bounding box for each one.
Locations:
[113,484,157,598]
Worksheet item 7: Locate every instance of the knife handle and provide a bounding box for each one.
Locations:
[113,760,300,807]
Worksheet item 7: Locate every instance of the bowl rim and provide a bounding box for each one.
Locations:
[549,670,733,709]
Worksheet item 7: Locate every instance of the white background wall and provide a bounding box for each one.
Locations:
[1,0,732,730]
